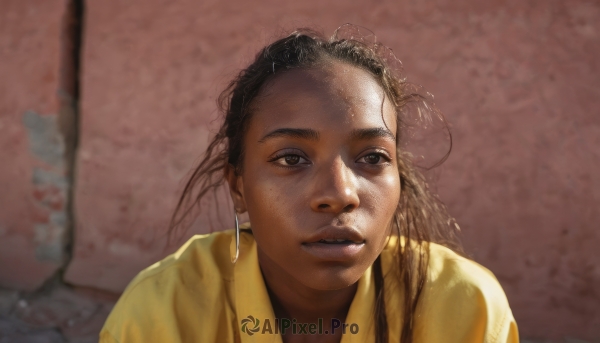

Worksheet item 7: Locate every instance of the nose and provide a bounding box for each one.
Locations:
[309,157,360,213]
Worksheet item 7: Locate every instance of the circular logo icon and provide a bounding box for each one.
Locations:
[241,315,260,336]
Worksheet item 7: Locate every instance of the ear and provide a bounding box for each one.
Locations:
[225,164,247,213]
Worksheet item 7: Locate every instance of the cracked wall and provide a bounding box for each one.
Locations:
[0,0,78,290]
[23,111,69,264]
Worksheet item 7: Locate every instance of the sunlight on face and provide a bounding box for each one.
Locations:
[238,61,401,291]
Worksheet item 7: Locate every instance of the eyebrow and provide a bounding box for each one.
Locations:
[258,127,396,143]
[258,128,320,143]
[351,127,396,141]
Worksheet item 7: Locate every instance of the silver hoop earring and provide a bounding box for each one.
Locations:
[231,210,240,263]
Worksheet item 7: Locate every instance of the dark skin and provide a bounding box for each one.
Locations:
[226,61,401,343]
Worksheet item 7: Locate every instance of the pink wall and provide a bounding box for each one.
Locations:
[1,0,599,340]
[0,0,73,290]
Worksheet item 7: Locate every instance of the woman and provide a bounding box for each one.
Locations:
[100,26,519,343]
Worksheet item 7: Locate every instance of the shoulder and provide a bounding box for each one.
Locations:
[415,242,519,342]
[426,242,502,299]
[100,230,238,343]
[123,229,236,292]
[137,229,236,283]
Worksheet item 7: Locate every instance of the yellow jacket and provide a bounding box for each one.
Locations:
[100,226,519,342]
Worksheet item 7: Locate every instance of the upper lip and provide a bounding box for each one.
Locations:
[303,225,365,244]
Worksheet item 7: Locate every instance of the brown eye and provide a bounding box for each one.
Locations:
[363,154,381,164]
[284,155,300,165]
[269,150,309,168]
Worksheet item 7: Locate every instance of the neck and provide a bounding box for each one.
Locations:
[257,247,358,325]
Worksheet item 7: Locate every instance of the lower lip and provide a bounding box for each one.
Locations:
[301,242,365,261]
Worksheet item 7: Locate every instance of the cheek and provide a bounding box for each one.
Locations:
[240,167,306,237]
[368,172,401,214]
[381,172,401,191]
[360,172,401,244]
[244,175,303,213]
[240,171,312,270]
[386,173,401,206]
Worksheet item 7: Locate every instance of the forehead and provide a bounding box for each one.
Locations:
[249,61,397,135]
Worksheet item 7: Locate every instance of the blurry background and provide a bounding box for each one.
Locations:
[0,0,598,342]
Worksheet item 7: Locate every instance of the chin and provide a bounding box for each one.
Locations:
[300,265,366,291]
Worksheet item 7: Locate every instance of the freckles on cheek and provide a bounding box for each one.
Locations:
[246,174,297,215]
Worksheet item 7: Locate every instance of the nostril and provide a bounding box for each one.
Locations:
[318,204,330,209]
[342,204,355,212]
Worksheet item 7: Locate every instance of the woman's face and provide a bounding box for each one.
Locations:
[230,61,401,290]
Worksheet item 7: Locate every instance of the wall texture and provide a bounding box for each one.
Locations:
[0,0,598,340]
[0,0,74,291]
